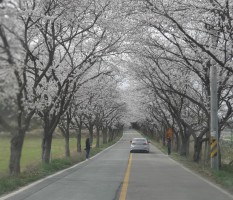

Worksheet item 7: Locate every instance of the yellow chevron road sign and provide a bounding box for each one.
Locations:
[210,138,217,158]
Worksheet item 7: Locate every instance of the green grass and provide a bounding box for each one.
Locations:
[0,137,10,173]
[0,158,80,196]
[212,165,233,193]
[0,133,122,197]
[0,135,82,174]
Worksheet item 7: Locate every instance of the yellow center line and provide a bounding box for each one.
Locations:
[119,153,133,200]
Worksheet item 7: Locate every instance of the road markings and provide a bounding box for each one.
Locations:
[168,155,233,199]
[0,137,124,200]
[119,153,132,200]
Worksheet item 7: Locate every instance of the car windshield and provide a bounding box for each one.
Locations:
[132,138,147,143]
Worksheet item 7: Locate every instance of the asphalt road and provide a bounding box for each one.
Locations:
[1,129,233,200]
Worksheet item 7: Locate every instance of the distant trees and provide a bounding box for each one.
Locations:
[58,75,126,157]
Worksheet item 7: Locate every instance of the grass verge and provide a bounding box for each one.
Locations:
[0,135,122,197]
[0,158,77,196]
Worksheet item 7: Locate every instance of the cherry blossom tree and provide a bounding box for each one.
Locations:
[30,0,127,163]
[122,0,233,164]
[0,1,39,174]
[58,72,126,155]
[0,0,127,173]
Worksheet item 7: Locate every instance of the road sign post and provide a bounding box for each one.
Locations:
[210,58,219,170]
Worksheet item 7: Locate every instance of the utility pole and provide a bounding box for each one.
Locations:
[210,59,219,170]
[209,10,219,170]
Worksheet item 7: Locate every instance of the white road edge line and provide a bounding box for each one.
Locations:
[167,155,233,199]
[147,135,233,200]
[0,136,124,200]
[136,130,233,199]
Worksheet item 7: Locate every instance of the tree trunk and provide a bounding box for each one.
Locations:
[60,126,70,157]
[42,133,53,163]
[175,133,180,152]
[41,113,61,163]
[193,137,202,162]
[9,130,25,175]
[162,126,167,146]
[65,134,70,157]
[108,127,113,142]
[89,125,94,145]
[76,126,82,152]
[172,131,179,152]
[96,127,100,148]
[102,127,107,144]
[180,136,189,156]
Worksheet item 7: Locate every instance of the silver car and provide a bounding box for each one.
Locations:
[130,138,150,153]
